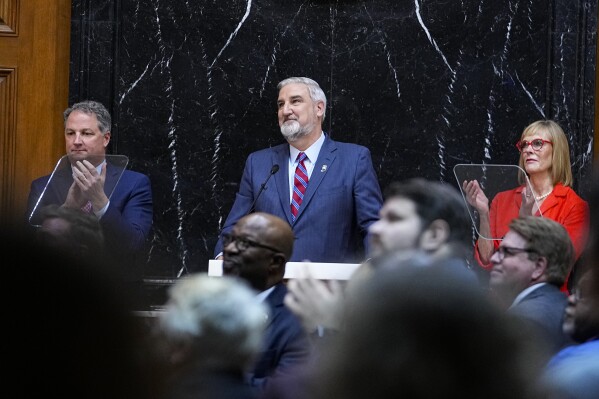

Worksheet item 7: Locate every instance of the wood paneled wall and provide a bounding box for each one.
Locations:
[0,0,71,227]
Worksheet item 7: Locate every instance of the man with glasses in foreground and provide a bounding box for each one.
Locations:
[489,216,574,354]
[222,212,311,391]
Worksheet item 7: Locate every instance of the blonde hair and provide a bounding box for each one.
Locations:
[517,120,572,187]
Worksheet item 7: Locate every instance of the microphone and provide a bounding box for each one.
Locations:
[249,164,279,214]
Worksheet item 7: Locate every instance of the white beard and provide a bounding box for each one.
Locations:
[280,120,314,142]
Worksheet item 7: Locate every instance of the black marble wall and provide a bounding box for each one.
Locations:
[69,1,597,281]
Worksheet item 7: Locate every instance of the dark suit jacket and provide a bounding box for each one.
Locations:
[248,283,311,390]
[166,368,257,399]
[508,283,572,354]
[215,135,383,263]
[27,161,153,282]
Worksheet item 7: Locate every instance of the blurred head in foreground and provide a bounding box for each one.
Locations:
[313,256,548,399]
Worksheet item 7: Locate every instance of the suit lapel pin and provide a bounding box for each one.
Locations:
[321,165,328,172]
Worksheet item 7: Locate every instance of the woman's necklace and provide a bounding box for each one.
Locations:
[535,190,553,201]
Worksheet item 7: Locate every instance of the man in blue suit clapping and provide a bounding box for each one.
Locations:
[26,101,153,307]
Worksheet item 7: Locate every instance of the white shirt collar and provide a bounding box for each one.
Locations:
[509,282,547,308]
[255,285,276,302]
[289,131,325,164]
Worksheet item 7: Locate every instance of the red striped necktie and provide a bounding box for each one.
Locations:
[291,152,308,221]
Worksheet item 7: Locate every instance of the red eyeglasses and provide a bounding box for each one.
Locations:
[515,138,553,152]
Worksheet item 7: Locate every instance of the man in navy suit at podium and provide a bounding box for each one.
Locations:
[26,101,153,301]
[215,77,383,263]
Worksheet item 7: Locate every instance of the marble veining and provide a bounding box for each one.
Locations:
[68,1,597,285]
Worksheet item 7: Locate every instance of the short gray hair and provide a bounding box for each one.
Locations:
[277,77,327,120]
[158,273,268,369]
[64,100,111,134]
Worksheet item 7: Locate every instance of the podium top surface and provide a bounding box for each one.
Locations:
[208,260,360,280]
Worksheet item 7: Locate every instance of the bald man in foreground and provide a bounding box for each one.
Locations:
[222,212,311,391]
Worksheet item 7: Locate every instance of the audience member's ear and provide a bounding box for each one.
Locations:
[419,219,450,251]
[531,256,547,281]
[268,254,287,275]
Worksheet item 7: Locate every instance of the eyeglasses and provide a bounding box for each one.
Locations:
[494,246,536,261]
[515,138,553,152]
[222,233,282,253]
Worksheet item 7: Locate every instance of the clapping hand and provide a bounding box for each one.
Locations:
[519,186,536,217]
[64,160,108,210]
[284,266,345,333]
[462,179,490,215]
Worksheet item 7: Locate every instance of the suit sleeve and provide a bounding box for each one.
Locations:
[560,197,589,262]
[473,195,501,270]
[473,188,521,270]
[214,155,256,257]
[353,147,383,255]
[248,314,312,390]
[100,173,153,252]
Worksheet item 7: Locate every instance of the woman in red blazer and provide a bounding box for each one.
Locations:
[463,120,589,293]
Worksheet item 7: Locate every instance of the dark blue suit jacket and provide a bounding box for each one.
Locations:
[27,162,153,282]
[215,135,383,263]
[248,283,311,390]
[509,283,573,354]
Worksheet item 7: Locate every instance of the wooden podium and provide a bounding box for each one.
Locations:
[208,260,360,280]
